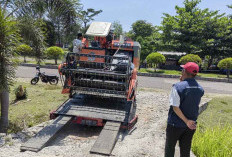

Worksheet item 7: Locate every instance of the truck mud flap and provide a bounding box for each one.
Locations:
[20,116,72,152]
[90,121,121,155]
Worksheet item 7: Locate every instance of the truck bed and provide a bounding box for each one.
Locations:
[53,94,132,123]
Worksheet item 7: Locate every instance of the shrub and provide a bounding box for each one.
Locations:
[217,58,232,78]
[46,46,64,64]
[179,54,202,65]
[14,85,27,100]
[146,52,166,71]
[16,44,32,62]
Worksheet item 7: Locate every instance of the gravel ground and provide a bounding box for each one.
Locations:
[0,89,199,157]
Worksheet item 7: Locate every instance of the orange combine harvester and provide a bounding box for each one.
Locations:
[21,22,141,155]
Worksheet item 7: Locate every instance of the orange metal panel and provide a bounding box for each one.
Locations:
[133,57,140,70]
[80,49,105,63]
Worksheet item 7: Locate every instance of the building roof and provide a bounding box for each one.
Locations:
[158,51,186,56]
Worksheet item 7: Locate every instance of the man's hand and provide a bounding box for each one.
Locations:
[173,106,197,130]
[186,120,196,130]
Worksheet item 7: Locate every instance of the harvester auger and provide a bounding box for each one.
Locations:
[21,22,141,156]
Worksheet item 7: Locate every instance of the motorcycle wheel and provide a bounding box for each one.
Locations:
[49,78,58,85]
[31,77,39,85]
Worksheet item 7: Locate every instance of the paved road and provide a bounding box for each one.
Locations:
[16,66,232,95]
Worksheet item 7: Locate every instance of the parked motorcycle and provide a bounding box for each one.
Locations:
[31,66,59,85]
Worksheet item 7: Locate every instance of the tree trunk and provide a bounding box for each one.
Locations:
[24,56,26,63]
[55,58,57,65]
[84,22,87,30]
[227,69,230,79]
[207,57,213,70]
[154,64,157,72]
[0,91,9,133]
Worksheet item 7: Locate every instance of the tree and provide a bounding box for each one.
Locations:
[44,20,56,47]
[112,21,123,39]
[161,0,229,68]
[130,20,154,40]
[127,20,157,63]
[137,36,155,63]
[0,7,20,133]
[15,0,82,47]
[217,58,232,78]
[18,16,46,64]
[179,54,202,65]
[46,46,64,64]
[16,44,32,62]
[146,52,166,72]
[78,8,102,32]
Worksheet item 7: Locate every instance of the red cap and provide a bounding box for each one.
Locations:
[180,62,199,74]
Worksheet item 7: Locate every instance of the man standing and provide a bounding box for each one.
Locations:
[165,62,204,157]
[73,33,83,53]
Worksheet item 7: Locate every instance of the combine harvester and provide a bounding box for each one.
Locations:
[21,22,141,155]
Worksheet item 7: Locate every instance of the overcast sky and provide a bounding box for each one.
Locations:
[81,0,231,32]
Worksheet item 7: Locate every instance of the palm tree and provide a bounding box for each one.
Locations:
[18,16,46,64]
[0,0,82,132]
[0,7,20,133]
[78,8,103,32]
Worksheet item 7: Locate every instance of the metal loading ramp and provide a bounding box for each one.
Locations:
[20,116,72,152]
[20,96,133,155]
[90,121,121,155]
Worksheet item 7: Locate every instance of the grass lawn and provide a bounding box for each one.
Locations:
[192,96,232,157]
[138,68,228,79]
[2,80,68,133]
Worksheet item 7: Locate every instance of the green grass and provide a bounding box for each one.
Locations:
[138,68,227,79]
[5,81,67,133]
[192,96,232,157]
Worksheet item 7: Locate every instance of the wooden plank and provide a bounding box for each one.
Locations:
[20,116,72,152]
[90,121,121,155]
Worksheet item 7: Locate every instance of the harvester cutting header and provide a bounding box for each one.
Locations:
[21,22,141,155]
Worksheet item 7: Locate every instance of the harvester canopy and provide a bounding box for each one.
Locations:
[86,22,112,37]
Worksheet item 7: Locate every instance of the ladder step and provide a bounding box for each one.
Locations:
[20,116,72,152]
[90,121,121,155]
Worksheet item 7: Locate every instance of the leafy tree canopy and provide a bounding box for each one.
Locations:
[46,46,64,64]
[161,0,230,57]
[130,20,154,40]
[16,44,32,62]
[146,52,166,71]
[179,54,202,65]
[16,44,32,56]
[112,21,123,39]
[218,58,232,78]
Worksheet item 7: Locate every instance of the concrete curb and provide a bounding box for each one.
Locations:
[138,72,232,83]
[198,99,211,114]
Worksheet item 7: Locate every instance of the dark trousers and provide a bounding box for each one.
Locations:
[164,124,196,157]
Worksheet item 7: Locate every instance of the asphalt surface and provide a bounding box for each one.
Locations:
[16,66,232,95]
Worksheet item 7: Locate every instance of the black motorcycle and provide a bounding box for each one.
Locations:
[31,66,59,85]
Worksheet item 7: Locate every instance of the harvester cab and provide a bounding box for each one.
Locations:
[21,22,141,156]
